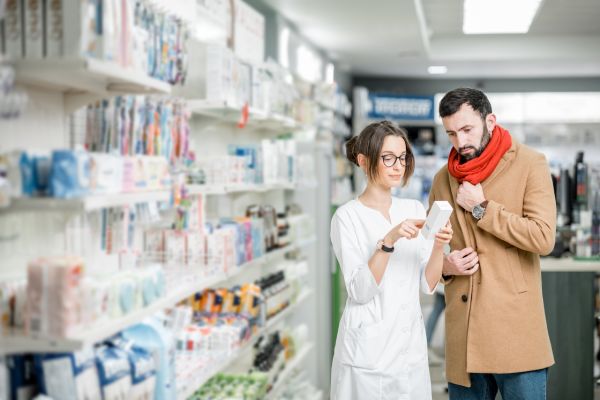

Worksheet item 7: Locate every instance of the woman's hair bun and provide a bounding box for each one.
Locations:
[345,136,359,166]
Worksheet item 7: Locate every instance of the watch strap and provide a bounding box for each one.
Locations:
[377,239,394,253]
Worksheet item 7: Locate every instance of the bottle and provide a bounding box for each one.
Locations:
[575,151,588,208]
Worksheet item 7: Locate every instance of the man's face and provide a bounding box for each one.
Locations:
[442,103,495,162]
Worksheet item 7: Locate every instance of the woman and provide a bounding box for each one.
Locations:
[330,121,452,400]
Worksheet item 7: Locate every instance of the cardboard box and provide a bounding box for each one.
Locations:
[422,201,453,240]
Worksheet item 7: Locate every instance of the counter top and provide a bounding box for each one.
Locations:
[541,257,600,272]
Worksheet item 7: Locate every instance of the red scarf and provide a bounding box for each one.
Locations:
[448,125,512,184]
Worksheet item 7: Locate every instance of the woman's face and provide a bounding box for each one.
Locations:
[372,135,407,188]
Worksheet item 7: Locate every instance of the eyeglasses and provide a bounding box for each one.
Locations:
[381,153,409,167]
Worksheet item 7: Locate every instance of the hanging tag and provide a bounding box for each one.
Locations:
[238,103,249,129]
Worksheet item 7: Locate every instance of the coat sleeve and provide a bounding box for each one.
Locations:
[330,211,381,304]
[477,153,556,255]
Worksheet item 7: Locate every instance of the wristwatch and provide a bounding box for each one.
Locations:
[472,200,489,220]
[377,239,394,253]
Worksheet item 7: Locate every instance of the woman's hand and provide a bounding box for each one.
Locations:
[434,221,453,248]
[385,219,425,245]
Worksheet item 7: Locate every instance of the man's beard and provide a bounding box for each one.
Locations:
[459,126,491,163]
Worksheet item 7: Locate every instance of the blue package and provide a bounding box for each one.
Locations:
[33,348,101,400]
[122,317,175,400]
[119,279,136,315]
[95,345,132,400]
[33,156,51,195]
[49,150,91,198]
[19,152,35,196]
[8,355,35,400]
[128,346,157,400]
[141,275,156,306]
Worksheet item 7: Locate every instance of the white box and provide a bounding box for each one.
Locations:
[232,0,264,65]
[422,201,453,240]
[4,0,24,58]
[57,0,101,58]
[175,41,236,105]
[24,0,43,58]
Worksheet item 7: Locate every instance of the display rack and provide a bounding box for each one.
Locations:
[0,237,316,355]
[176,290,313,400]
[265,342,315,400]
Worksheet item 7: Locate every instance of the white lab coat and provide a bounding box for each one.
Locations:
[330,197,437,400]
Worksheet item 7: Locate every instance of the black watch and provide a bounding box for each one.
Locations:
[377,239,394,253]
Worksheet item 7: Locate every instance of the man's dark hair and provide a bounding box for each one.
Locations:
[439,88,492,120]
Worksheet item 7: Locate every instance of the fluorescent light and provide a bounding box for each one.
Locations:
[428,66,448,75]
[463,0,542,34]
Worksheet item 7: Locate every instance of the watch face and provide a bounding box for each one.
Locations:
[472,205,484,219]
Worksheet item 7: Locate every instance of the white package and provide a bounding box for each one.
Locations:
[421,201,453,240]
[24,0,43,58]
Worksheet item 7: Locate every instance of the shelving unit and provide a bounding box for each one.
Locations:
[187,182,297,196]
[187,99,301,131]
[265,342,315,400]
[0,237,316,355]
[176,289,313,400]
[14,57,172,112]
[1,190,172,213]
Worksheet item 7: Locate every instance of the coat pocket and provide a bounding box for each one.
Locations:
[505,247,528,293]
[342,320,385,370]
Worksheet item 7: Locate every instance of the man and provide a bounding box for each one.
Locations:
[429,88,556,399]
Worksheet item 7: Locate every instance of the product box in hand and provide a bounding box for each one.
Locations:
[421,201,453,240]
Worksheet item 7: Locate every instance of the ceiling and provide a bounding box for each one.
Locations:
[259,0,600,78]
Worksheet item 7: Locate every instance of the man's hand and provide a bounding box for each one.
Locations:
[456,182,486,212]
[443,247,480,276]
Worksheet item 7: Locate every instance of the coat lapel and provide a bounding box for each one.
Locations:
[481,139,517,189]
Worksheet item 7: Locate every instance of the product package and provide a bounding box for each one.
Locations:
[95,345,132,400]
[421,201,453,240]
[34,348,102,400]
[25,256,85,337]
[24,0,44,58]
[49,150,91,198]
[8,355,36,400]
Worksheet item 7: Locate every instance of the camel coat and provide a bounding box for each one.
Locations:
[429,138,556,387]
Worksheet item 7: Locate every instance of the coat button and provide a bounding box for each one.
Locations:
[461,294,468,302]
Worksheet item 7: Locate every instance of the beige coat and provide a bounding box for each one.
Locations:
[429,138,556,387]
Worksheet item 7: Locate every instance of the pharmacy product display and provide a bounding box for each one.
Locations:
[2,0,188,85]
[2,261,311,399]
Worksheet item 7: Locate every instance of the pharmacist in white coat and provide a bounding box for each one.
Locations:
[330,121,453,400]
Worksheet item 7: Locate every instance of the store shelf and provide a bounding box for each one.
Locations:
[187,182,296,196]
[2,190,172,213]
[0,238,315,355]
[15,57,172,112]
[176,289,313,400]
[265,342,315,400]
[188,99,300,132]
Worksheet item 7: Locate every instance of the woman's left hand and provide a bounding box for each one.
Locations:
[434,221,453,248]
